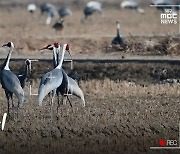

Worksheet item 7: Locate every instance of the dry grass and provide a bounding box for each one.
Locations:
[80,79,180,96]
[17,79,180,98]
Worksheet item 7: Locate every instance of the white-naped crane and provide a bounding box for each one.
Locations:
[112,21,124,45]
[40,2,58,25]
[0,42,24,114]
[83,1,103,20]
[6,59,30,108]
[151,0,173,11]
[18,59,31,89]
[39,44,58,106]
[58,7,72,19]
[39,43,85,109]
[38,43,67,107]
[27,3,37,14]
[52,18,64,32]
[120,1,145,14]
[55,43,85,109]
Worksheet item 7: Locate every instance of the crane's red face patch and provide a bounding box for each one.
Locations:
[66,44,69,50]
[54,42,59,48]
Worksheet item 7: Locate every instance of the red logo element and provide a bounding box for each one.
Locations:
[159,139,166,146]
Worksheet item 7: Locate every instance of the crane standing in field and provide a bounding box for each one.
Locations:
[55,43,85,109]
[53,7,72,32]
[0,42,24,114]
[58,7,72,19]
[52,18,64,32]
[27,3,37,14]
[40,2,58,25]
[18,59,31,89]
[38,44,68,107]
[40,43,85,109]
[120,1,145,14]
[112,21,124,46]
[83,1,104,21]
[7,59,30,107]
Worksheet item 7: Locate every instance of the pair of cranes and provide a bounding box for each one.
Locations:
[38,43,85,109]
[0,42,85,115]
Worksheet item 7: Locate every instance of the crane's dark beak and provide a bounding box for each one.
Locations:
[2,44,8,47]
[38,47,47,51]
[67,50,72,60]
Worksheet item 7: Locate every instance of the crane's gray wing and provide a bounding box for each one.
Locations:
[47,3,58,17]
[68,77,80,95]
[68,76,85,107]
[2,70,24,104]
[39,70,54,86]
[58,7,72,18]
[38,68,63,105]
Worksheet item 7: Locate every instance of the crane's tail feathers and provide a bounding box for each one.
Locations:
[14,88,24,106]
[38,85,47,106]
[18,93,24,106]
[77,88,85,107]
[81,98,85,107]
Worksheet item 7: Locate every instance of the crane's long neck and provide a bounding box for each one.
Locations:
[116,22,120,37]
[52,47,57,67]
[56,45,65,69]
[56,47,60,66]
[4,48,13,70]
[24,63,29,78]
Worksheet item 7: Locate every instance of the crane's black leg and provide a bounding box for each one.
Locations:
[48,92,51,105]
[57,96,64,114]
[67,96,72,108]
[9,92,14,108]
[7,99,10,116]
[50,89,56,119]
[5,90,10,115]
[56,91,60,106]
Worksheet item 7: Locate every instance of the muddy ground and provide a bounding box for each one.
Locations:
[0,1,179,154]
[0,82,180,154]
